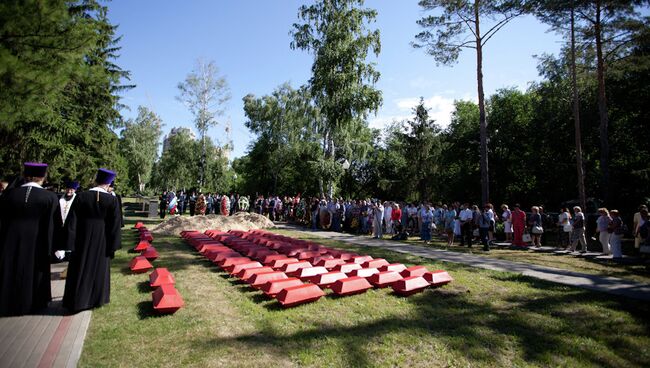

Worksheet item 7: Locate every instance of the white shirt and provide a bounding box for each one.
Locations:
[383,206,392,220]
[459,208,473,221]
[59,193,76,222]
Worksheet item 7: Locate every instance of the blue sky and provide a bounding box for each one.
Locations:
[108,0,562,159]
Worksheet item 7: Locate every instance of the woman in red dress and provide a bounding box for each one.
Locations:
[511,203,527,246]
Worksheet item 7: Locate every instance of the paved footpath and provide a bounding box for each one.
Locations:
[0,263,91,368]
[278,225,650,301]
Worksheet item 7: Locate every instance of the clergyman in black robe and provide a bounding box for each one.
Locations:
[62,168,121,313]
[0,163,60,316]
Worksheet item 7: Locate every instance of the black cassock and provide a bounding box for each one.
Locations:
[62,188,121,313]
[0,185,60,316]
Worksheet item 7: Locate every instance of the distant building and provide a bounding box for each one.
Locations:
[162,127,196,153]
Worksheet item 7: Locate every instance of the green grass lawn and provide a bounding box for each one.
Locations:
[78,209,650,368]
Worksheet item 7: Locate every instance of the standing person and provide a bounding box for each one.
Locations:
[59,180,79,226]
[478,206,492,251]
[391,203,402,235]
[61,168,121,313]
[558,207,572,247]
[633,205,647,251]
[196,193,206,215]
[459,203,473,248]
[188,191,197,216]
[408,203,418,234]
[444,204,457,246]
[206,192,213,214]
[569,206,588,253]
[596,208,612,255]
[383,201,393,235]
[420,203,434,245]
[310,198,319,230]
[0,163,60,316]
[609,210,624,259]
[109,182,124,227]
[485,203,495,241]
[501,204,513,243]
[221,194,230,217]
[372,201,384,239]
[159,191,168,219]
[178,191,186,215]
[529,206,543,247]
[511,204,527,247]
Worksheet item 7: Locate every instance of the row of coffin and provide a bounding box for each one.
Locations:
[179,228,453,308]
[129,222,185,314]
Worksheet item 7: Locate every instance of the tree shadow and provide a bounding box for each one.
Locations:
[136,281,151,294]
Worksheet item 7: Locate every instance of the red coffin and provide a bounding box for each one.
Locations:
[262,254,288,266]
[289,266,328,280]
[347,268,380,279]
[140,232,154,242]
[392,276,430,296]
[276,284,325,308]
[238,267,275,281]
[129,256,153,274]
[134,240,150,252]
[310,271,348,288]
[423,270,453,287]
[297,251,321,260]
[333,263,362,273]
[378,263,407,273]
[141,247,159,261]
[213,252,243,264]
[331,276,373,296]
[204,248,236,261]
[270,258,300,270]
[368,271,403,288]
[150,268,175,288]
[248,271,288,289]
[133,222,144,229]
[315,258,346,270]
[361,258,390,269]
[220,257,253,272]
[351,255,373,264]
[280,261,312,274]
[229,261,264,276]
[400,265,428,278]
[261,278,303,297]
[152,284,184,314]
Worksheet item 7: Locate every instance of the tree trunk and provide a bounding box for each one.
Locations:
[327,136,335,199]
[594,0,609,203]
[475,2,489,206]
[571,5,587,211]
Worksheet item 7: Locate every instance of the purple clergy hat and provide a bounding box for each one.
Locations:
[95,168,116,185]
[24,162,48,177]
[65,180,80,190]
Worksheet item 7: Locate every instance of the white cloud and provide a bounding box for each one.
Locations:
[394,95,456,128]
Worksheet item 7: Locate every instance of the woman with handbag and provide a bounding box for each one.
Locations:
[558,207,572,247]
[529,206,544,247]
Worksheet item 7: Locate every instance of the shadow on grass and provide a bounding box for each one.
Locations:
[136,301,169,320]
[137,281,152,294]
[193,286,650,368]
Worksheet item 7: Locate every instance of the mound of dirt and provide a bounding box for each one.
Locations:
[151,212,275,236]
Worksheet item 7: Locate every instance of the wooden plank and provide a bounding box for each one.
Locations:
[15,315,51,368]
[52,313,84,368]
[36,316,72,368]
[21,316,62,368]
[65,311,91,368]
[1,315,44,368]
[0,317,30,364]
[0,317,24,356]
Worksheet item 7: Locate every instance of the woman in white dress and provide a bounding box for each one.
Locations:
[501,204,512,242]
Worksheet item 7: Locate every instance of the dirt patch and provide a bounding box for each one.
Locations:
[151,212,274,236]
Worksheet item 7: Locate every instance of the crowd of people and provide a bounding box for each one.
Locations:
[157,191,249,218]
[0,163,123,317]
[236,195,650,257]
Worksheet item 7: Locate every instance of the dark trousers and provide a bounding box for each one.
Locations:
[189,203,196,216]
[480,227,490,250]
[461,222,473,247]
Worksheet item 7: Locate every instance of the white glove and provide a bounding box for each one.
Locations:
[55,250,66,260]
